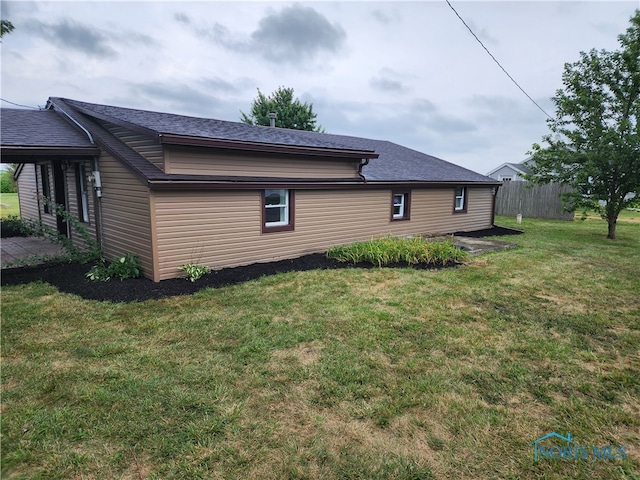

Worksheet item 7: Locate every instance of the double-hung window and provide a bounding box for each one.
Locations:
[454,186,467,213]
[75,164,89,223]
[263,189,294,232]
[40,164,52,214]
[391,191,410,221]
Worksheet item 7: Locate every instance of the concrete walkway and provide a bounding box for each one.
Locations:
[453,236,519,256]
[1,237,65,268]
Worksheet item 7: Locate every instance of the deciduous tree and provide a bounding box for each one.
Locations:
[241,86,323,132]
[528,10,639,239]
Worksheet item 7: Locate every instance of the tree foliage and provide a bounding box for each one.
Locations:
[0,170,17,193]
[1,20,14,38]
[527,10,640,239]
[240,86,323,132]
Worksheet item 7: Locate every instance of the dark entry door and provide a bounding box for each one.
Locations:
[52,163,68,237]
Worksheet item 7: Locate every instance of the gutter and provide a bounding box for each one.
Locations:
[358,158,369,182]
[47,99,95,144]
[147,178,501,191]
[47,98,105,251]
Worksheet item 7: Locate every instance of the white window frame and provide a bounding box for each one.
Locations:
[454,187,466,212]
[499,175,513,181]
[264,189,290,227]
[393,193,405,219]
[76,164,89,223]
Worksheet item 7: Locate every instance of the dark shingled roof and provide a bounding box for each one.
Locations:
[4,98,497,185]
[1,109,95,148]
[59,98,374,153]
[289,130,494,183]
[59,98,495,184]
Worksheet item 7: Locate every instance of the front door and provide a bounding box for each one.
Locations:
[52,162,68,237]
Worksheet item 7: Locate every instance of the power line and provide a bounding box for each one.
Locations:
[0,98,40,110]
[445,0,553,120]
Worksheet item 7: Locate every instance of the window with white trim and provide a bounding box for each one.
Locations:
[392,191,410,220]
[263,189,294,232]
[499,175,513,181]
[454,186,467,213]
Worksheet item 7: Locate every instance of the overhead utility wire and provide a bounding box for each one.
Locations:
[0,98,39,109]
[445,0,553,120]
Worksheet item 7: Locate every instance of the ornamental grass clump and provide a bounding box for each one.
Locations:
[327,235,467,267]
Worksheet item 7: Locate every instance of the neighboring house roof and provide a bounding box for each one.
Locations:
[486,160,534,177]
[0,109,99,157]
[2,98,499,187]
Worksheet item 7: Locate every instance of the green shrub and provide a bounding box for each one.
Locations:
[0,215,28,238]
[179,263,211,282]
[86,262,111,282]
[327,235,467,267]
[86,253,142,282]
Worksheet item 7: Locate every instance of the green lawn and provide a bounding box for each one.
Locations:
[0,192,19,218]
[2,216,639,479]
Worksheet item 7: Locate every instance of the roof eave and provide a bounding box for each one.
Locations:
[159,134,379,160]
[365,180,502,187]
[1,146,100,162]
[148,178,501,191]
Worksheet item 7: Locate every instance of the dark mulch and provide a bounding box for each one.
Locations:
[1,255,461,303]
[1,225,522,303]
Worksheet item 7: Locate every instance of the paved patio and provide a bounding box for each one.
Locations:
[1,237,65,268]
[453,236,519,256]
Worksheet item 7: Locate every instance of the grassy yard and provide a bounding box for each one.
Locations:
[0,192,19,218]
[2,216,639,479]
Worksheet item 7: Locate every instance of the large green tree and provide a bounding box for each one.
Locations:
[528,10,640,239]
[241,86,323,132]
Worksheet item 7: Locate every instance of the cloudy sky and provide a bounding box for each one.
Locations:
[1,1,637,175]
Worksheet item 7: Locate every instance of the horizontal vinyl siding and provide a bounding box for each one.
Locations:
[165,147,360,178]
[99,154,154,279]
[17,164,40,221]
[102,122,164,170]
[411,187,494,233]
[153,187,494,280]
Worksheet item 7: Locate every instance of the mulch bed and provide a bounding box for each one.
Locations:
[1,226,523,303]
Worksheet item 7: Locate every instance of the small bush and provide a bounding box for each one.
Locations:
[179,263,211,282]
[327,235,468,267]
[86,262,111,282]
[0,215,28,238]
[86,253,142,282]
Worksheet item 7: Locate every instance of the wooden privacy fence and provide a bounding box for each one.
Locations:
[495,182,575,220]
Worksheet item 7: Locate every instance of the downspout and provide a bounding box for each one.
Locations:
[358,158,369,182]
[49,100,104,251]
[92,157,104,251]
[492,184,500,226]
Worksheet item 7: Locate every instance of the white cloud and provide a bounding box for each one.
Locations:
[1,1,637,175]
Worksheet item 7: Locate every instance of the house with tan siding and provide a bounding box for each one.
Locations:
[1,98,500,281]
